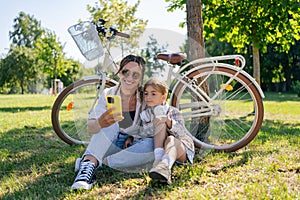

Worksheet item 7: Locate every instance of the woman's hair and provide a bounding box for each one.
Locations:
[116,54,146,75]
[144,77,168,95]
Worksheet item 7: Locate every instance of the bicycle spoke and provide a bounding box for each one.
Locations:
[171,66,263,151]
[52,78,115,145]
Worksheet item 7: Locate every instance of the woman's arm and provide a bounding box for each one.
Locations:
[87,118,102,134]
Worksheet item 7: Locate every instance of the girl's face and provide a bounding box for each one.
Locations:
[118,61,142,93]
[144,85,167,107]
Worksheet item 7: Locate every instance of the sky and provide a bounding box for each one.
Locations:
[0,0,186,61]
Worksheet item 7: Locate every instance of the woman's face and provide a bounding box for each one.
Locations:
[118,61,143,93]
[144,85,167,107]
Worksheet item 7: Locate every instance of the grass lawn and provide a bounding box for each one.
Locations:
[0,92,299,199]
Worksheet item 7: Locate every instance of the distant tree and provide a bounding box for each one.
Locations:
[260,40,300,92]
[59,58,81,87]
[35,30,65,78]
[0,46,37,94]
[0,12,44,93]
[35,29,82,93]
[1,12,80,94]
[9,11,44,48]
[140,35,168,79]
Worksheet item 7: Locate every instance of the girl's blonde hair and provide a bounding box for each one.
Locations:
[144,77,168,95]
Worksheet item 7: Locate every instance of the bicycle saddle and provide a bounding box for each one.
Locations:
[157,53,187,65]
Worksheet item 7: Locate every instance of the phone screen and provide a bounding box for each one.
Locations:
[106,95,122,115]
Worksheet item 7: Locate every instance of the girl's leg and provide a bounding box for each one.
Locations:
[154,120,167,148]
[153,116,168,162]
[162,135,187,168]
[149,136,186,184]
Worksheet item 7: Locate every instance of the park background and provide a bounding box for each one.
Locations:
[0,0,299,199]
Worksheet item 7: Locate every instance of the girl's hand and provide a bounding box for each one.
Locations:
[122,136,134,149]
[165,115,172,129]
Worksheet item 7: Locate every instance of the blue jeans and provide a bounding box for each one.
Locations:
[115,132,130,149]
[84,123,154,172]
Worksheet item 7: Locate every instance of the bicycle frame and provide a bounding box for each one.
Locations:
[166,55,265,119]
[82,39,120,117]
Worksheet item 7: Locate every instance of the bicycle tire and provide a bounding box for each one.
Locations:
[51,78,116,145]
[171,66,264,152]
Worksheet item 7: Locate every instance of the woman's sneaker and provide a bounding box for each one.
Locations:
[71,160,96,190]
[74,157,82,172]
[149,162,171,185]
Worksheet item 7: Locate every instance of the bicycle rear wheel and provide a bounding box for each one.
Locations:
[51,78,116,145]
[171,66,264,152]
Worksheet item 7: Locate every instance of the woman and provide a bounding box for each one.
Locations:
[71,55,154,190]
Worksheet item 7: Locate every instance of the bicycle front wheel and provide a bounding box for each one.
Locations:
[171,66,264,152]
[51,78,116,145]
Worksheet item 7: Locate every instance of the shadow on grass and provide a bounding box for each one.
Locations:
[1,118,299,199]
[0,126,146,199]
[257,119,300,144]
[263,92,300,102]
[0,106,52,113]
[199,119,299,176]
[207,149,279,176]
[0,125,80,199]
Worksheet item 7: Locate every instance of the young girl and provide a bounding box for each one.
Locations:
[125,77,195,184]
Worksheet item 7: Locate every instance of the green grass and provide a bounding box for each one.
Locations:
[0,92,299,199]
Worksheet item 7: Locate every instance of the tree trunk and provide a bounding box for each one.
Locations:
[186,0,208,143]
[252,42,261,86]
[283,53,292,92]
[186,0,205,60]
[21,80,25,94]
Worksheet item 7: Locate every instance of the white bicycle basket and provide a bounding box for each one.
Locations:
[68,21,104,61]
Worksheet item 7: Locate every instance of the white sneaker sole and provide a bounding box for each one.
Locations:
[71,180,95,190]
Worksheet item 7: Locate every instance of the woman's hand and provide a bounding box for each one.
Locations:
[87,108,123,134]
[98,108,124,128]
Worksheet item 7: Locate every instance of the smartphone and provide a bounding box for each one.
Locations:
[106,95,122,115]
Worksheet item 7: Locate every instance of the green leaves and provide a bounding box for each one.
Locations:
[9,11,44,48]
[203,0,300,52]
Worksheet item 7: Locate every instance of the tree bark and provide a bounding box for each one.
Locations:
[186,0,209,143]
[186,0,205,60]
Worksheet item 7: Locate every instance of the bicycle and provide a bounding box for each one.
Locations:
[51,19,264,152]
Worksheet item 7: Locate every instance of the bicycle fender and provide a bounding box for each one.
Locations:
[182,63,265,99]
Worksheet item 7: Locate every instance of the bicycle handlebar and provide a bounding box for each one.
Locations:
[115,31,130,38]
[93,19,130,39]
